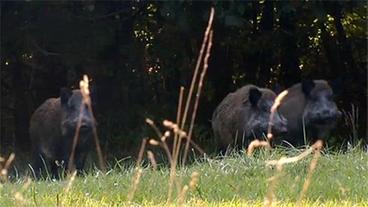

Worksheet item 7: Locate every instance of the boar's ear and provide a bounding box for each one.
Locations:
[301,79,315,96]
[249,87,262,107]
[60,87,72,105]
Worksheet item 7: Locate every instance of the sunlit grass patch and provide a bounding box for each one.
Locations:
[1,148,367,206]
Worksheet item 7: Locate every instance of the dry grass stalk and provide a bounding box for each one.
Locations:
[127,168,143,202]
[177,185,189,206]
[180,7,215,132]
[267,90,288,141]
[68,75,105,173]
[342,104,359,144]
[127,139,147,202]
[136,138,147,167]
[182,29,214,165]
[148,137,173,162]
[264,140,323,207]
[68,76,89,172]
[143,7,214,204]
[13,177,32,206]
[64,170,77,193]
[247,140,271,156]
[177,171,200,206]
[0,153,15,182]
[61,171,78,207]
[145,119,186,203]
[163,120,187,137]
[173,87,185,159]
[264,165,283,207]
[296,140,323,206]
[183,137,205,155]
[161,119,205,203]
[146,119,174,161]
[169,87,185,203]
[189,171,200,190]
[160,139,174,162]
[67,102,83,173]
[162,120,205,155]
[147,150,157,171]
[148,139,160,146]
[83,76,106,172]
[146,118,163,138]
[266,150,313,167]
[167,88,187,203]
[265,141,322,166]
[88,104,105,172]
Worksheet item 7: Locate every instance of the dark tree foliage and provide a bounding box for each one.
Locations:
[1,1,366,158]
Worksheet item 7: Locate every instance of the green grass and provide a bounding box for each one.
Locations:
[1,148,367,206]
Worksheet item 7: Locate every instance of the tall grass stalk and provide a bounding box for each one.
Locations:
[343,104,359,145]
[127,138,147,202]
[0,153,15,183]
[265,140,323,206]
[68,75,105,173]
[183,29,214,165]
[142,7,215,204]
[296,140,323,206]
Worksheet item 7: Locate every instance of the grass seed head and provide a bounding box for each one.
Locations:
[147,151,157,170]
[189,172,200,189]
[149,139,160,146]
[145,118,154,126]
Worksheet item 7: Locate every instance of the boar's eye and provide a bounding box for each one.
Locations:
[308,94,319,102]
[66,101,80,111]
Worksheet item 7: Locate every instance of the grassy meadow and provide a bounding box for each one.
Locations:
[1,146,367,207]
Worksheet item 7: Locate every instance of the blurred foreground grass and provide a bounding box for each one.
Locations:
[1,147,367,206]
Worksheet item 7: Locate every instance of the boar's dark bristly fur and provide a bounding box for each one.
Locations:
[30,88,94,178]
[278,80,341,146]
[212,85,287,153]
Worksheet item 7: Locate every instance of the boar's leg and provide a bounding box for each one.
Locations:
[31,150,48,180]
[217,128,235,155]
[50,160,60,179]
[75,150,88,174]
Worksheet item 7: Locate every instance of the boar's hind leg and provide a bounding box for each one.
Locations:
[217,128,233,156]
[50,160,61,179]
[75,151,88,174]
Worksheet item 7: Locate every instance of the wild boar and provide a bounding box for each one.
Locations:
[212,85,287,152]
[29,88,95,178]
[278,80,341,146]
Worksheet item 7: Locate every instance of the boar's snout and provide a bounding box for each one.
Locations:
[270,114,288,135]
[78,113,94,131]
[80,120,93,131]
[278,125,288,134]
[313,108,340,125]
